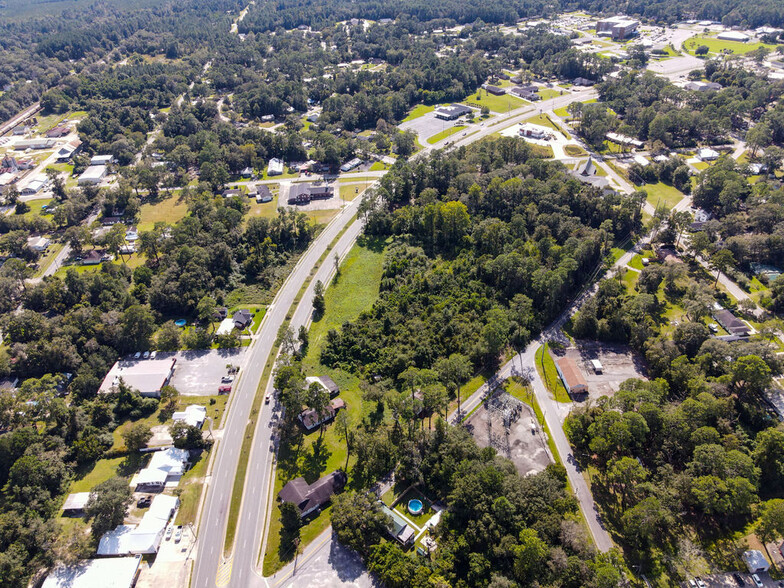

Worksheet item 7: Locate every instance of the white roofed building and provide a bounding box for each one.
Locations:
[99,356,177,397]
[132,446,189,491]
[42,556,142,588]
[172,404,207,428]
[97,495,178,556]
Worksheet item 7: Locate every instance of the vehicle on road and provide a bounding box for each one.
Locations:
[265,390,272,403]
[218,385,232,394]
[174,526,183,543]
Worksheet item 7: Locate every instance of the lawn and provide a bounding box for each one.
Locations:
[246,191,279,221]
[563,144,586,157]
[537,88,563,101]
[138,193,189,231]
[426,125,467,144]
[628,254,645,271]
[175,448,210,525]
[402,104,435,122]
[263,236,389,575]
[304,209,340,226]
[369,161,389,171]
[642,182,685,211]
[554,97,597,119]
[18,197,54,220]
[392,488,434,528]
[683,35,781,56]
[462,90,525,113]
[69,457,130,493]
[525,113,571,139]
[692,161,710,171]
[534,343,570,403]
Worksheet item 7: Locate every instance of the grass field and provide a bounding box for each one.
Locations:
[246,192,279,220]
[538,88,563,101]
[534,343,570,403]
[175,448,211,525]
[138,193,189,231]
[402,104,435,122]
[370,161,390,171]
[262,236,388,574]
[683,35,780,56]
[427,125,467,144]
[642,182,685,211]
[525,113,571,139]
[463,90,525,113]
[564,144,587,157]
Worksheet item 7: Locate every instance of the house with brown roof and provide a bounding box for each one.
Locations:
[278,470,347,517]
[299,397,346,430]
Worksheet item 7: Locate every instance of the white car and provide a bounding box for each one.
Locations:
[174,526,183,543]
[752,574,763,588]
[165,526,173,540]
[221,375,235,384]
[143,351,150,359]
[134,352,141,359]
[150,351,157,359]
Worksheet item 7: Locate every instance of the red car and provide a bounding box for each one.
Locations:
[218,385,232,394]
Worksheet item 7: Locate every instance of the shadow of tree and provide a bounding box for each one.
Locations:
[301,435,331,484]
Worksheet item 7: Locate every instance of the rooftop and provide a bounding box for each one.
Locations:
[98,356,177,396]
[42,556,142,588]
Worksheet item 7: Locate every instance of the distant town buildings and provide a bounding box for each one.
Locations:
[595,16,639,40]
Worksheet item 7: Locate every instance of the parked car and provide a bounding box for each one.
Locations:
[732,573,745,585]
[134,352,141,359]
[752,574,763,588]
[143,351,150,359]
[219,385,232,394]
[136,496,152,508]
[221,375,235,383]
[174,526,183,543]
[696,579,707,588]
[165,526,173,540]
[150,351,157,359]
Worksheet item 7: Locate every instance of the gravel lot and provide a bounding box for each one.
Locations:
[557,341,647,401]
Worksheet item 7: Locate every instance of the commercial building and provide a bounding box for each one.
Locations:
[518,123,548,140]
[56,140,82,162]
[89,154,114,166]
[717,31,750,42]
[131,447,190,491]
[21,178,47,195]
[595,16,639,40]
[28,236,51,252]
[685,81,722,92]
[434,104,473,120]
[287,183,334,204]
[742,550,770,573]
[555,356,588,395]
[339,157,362,172]
[482,84,506,96]
[98,356,177,397]
[14,138,55,150]
[267,158,284,176]
[77,165,107,186]
[278,470,347,517]
[510,86,540,100]
[97,495,179,556]
[42,556,142,588]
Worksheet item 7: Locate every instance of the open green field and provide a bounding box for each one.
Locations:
[537,88,563,101]
[402,104,435,122]
[463,90,525,113]
[427,125,467,144]
[263,236,388,574]
[534,343,570,403]
[138,193,189,231]
[175,448,210,525]
[553,97,597,118]
[246,192,279,220]
[683,35,781,56]
[642,182,685,211]
[369,161,390,171]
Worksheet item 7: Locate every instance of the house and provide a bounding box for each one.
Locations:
[306,113,319,123]
[77,165,107,186]
[482,84,506,96]
[260,114,275,122]
[81,250,103,265]
[20,178,47,196]
[339,157,362,172]
[555,357,588,395]
[267,158,284,176]
[61,492,92,516]
[131,448,189,491]
[233,309,253,329]
[595,16,639,40]
[12,124,31,135]
[278,470,347,517]
[97,495,179,555]
[606,132,644,148]
[742,550,770,574]
[214,306,229,320]
[299,397,346,430]
[255,184,273,203]
[172,405,207,429]
[747,162,767,175]
[89,154,114,166]
[697,147,720,161]
[98,356,177,397]
[434,104,473,120]
[287,183,334,204]
[28,236,50,252]
[510,86,540,101]
[633,155,650,167]
[42,556,142,588]
[305,375,340,396]
[717,31,749,42]
[713,308,750,337]
[380,503,415,546]
[125,227,139,242]
[240,167,254,178]
[119,244,136,255]
[222,189,242,198]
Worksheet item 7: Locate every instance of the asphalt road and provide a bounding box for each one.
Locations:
[191,194,365,588]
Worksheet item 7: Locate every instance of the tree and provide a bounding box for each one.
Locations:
[757,499,784,544]
[85,477,132,539]
[731,355,772,399]
[122,422,152,451]
[312,280,325,317]
[394,130,417,158]
[754,428,784,492]
[709,249,735,288]
[695,45,709,56]
[513,528,548,581]
[197,295,217,329]
[279,501,301,558]
[434,353,471,417]
[335,410,352,470]
[119,304,156,353]
[170,421,205,449]
[156,321,181,351]
[331,491,390,556]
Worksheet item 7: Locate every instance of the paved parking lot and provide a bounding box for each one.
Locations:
[558,341,647,400]
[165,349,245,396]
[683,571,782,587]
[399,111,472,144]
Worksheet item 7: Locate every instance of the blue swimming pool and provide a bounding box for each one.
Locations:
[408,499,423,515]
[174,319,187,327]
